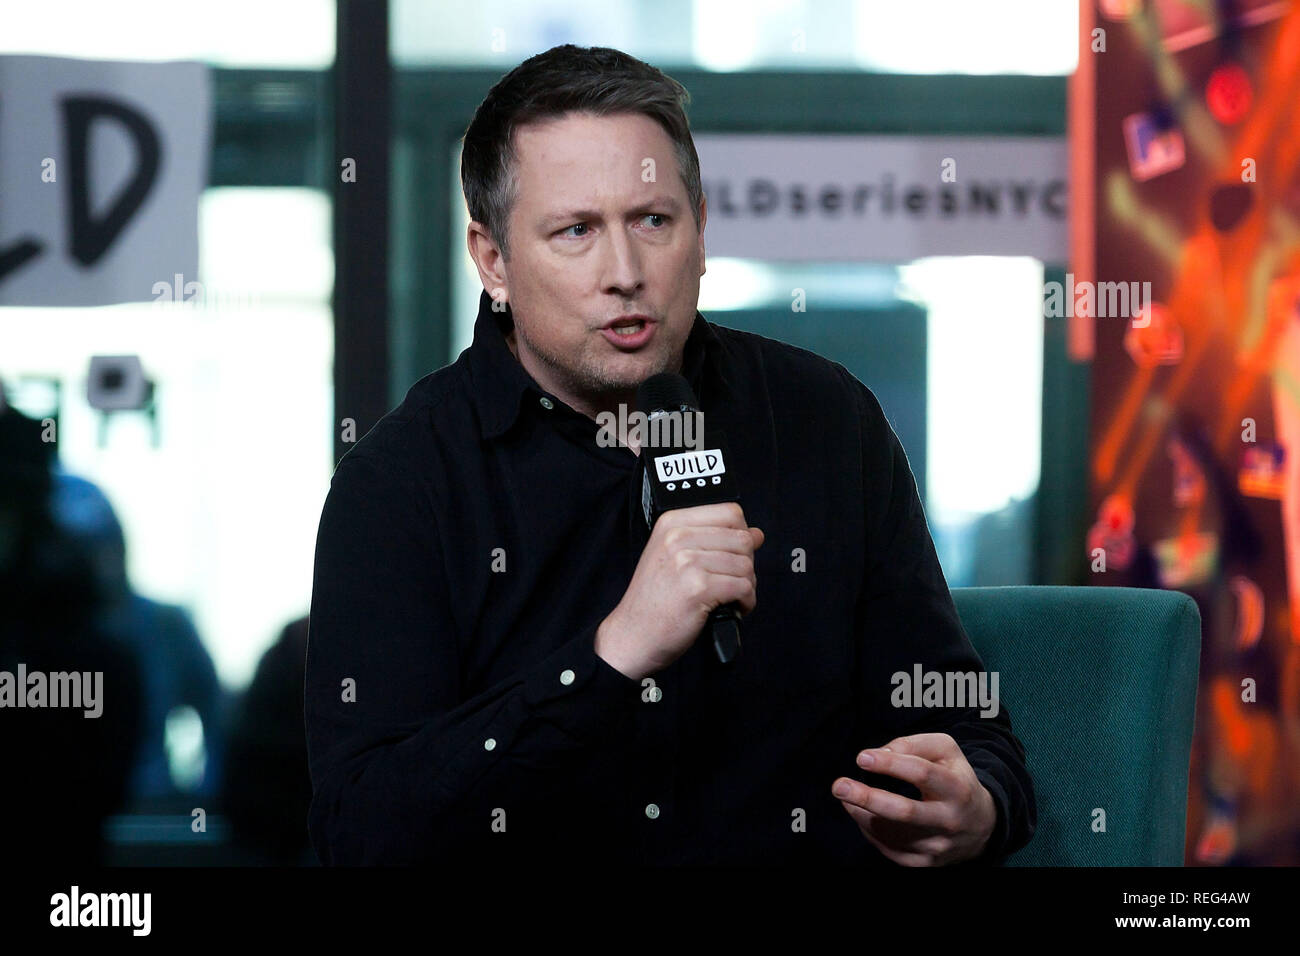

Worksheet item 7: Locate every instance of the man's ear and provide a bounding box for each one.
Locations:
[467,220,509,303]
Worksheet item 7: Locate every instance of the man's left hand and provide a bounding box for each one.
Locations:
[832,732,996,866]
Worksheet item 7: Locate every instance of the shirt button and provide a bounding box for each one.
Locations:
[648,686,662,702]
[539,396,554,410]
[645,803,660,819]
[560,668,575,685]
[484,737,496,751]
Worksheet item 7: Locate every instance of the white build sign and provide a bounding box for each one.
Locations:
[0,56,210,306]
[694,134,1068,262]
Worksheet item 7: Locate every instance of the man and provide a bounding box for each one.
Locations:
[305,44,1035,866]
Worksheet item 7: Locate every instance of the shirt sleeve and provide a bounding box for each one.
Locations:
[304,450,640,865]
[841,368,1037,865]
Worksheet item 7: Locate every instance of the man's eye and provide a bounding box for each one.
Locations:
[558,215,666,238]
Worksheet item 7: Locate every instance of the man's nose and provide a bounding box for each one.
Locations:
[600,226,644,295]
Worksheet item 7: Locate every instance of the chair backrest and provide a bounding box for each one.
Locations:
[950,586,1201,866]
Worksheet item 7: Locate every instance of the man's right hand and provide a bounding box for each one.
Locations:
[595,502,764,681]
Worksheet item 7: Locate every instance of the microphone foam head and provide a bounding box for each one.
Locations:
[636,372,699,415]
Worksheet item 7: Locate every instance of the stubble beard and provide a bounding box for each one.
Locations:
[512,322,675,405]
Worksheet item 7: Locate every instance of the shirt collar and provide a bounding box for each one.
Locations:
[465,289,725,441]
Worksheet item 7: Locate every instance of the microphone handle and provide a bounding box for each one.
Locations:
[709,602,742,664]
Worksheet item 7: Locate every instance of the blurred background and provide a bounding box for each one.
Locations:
[0,0,1296,865]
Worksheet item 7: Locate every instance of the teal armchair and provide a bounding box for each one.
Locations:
[950,586,1202,866]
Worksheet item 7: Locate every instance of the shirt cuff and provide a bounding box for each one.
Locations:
[967,766,1012,865]
[521,624,640,745]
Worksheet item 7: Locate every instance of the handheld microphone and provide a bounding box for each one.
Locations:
[635,372,743,664]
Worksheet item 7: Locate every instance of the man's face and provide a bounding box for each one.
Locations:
[489,111,706,418]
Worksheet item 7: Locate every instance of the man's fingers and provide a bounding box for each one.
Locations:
[856,749,963,802]
[878,732,961,762]
[831,777,951,829]
[660,501,749,530]
[663,526,760,557]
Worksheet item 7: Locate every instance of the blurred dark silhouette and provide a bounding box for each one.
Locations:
[220,615,315,864]
[48,470,227,807]
[0,394,144,867]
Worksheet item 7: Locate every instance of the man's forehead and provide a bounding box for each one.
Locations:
[509,114,682,217]
[513,113,670,170]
